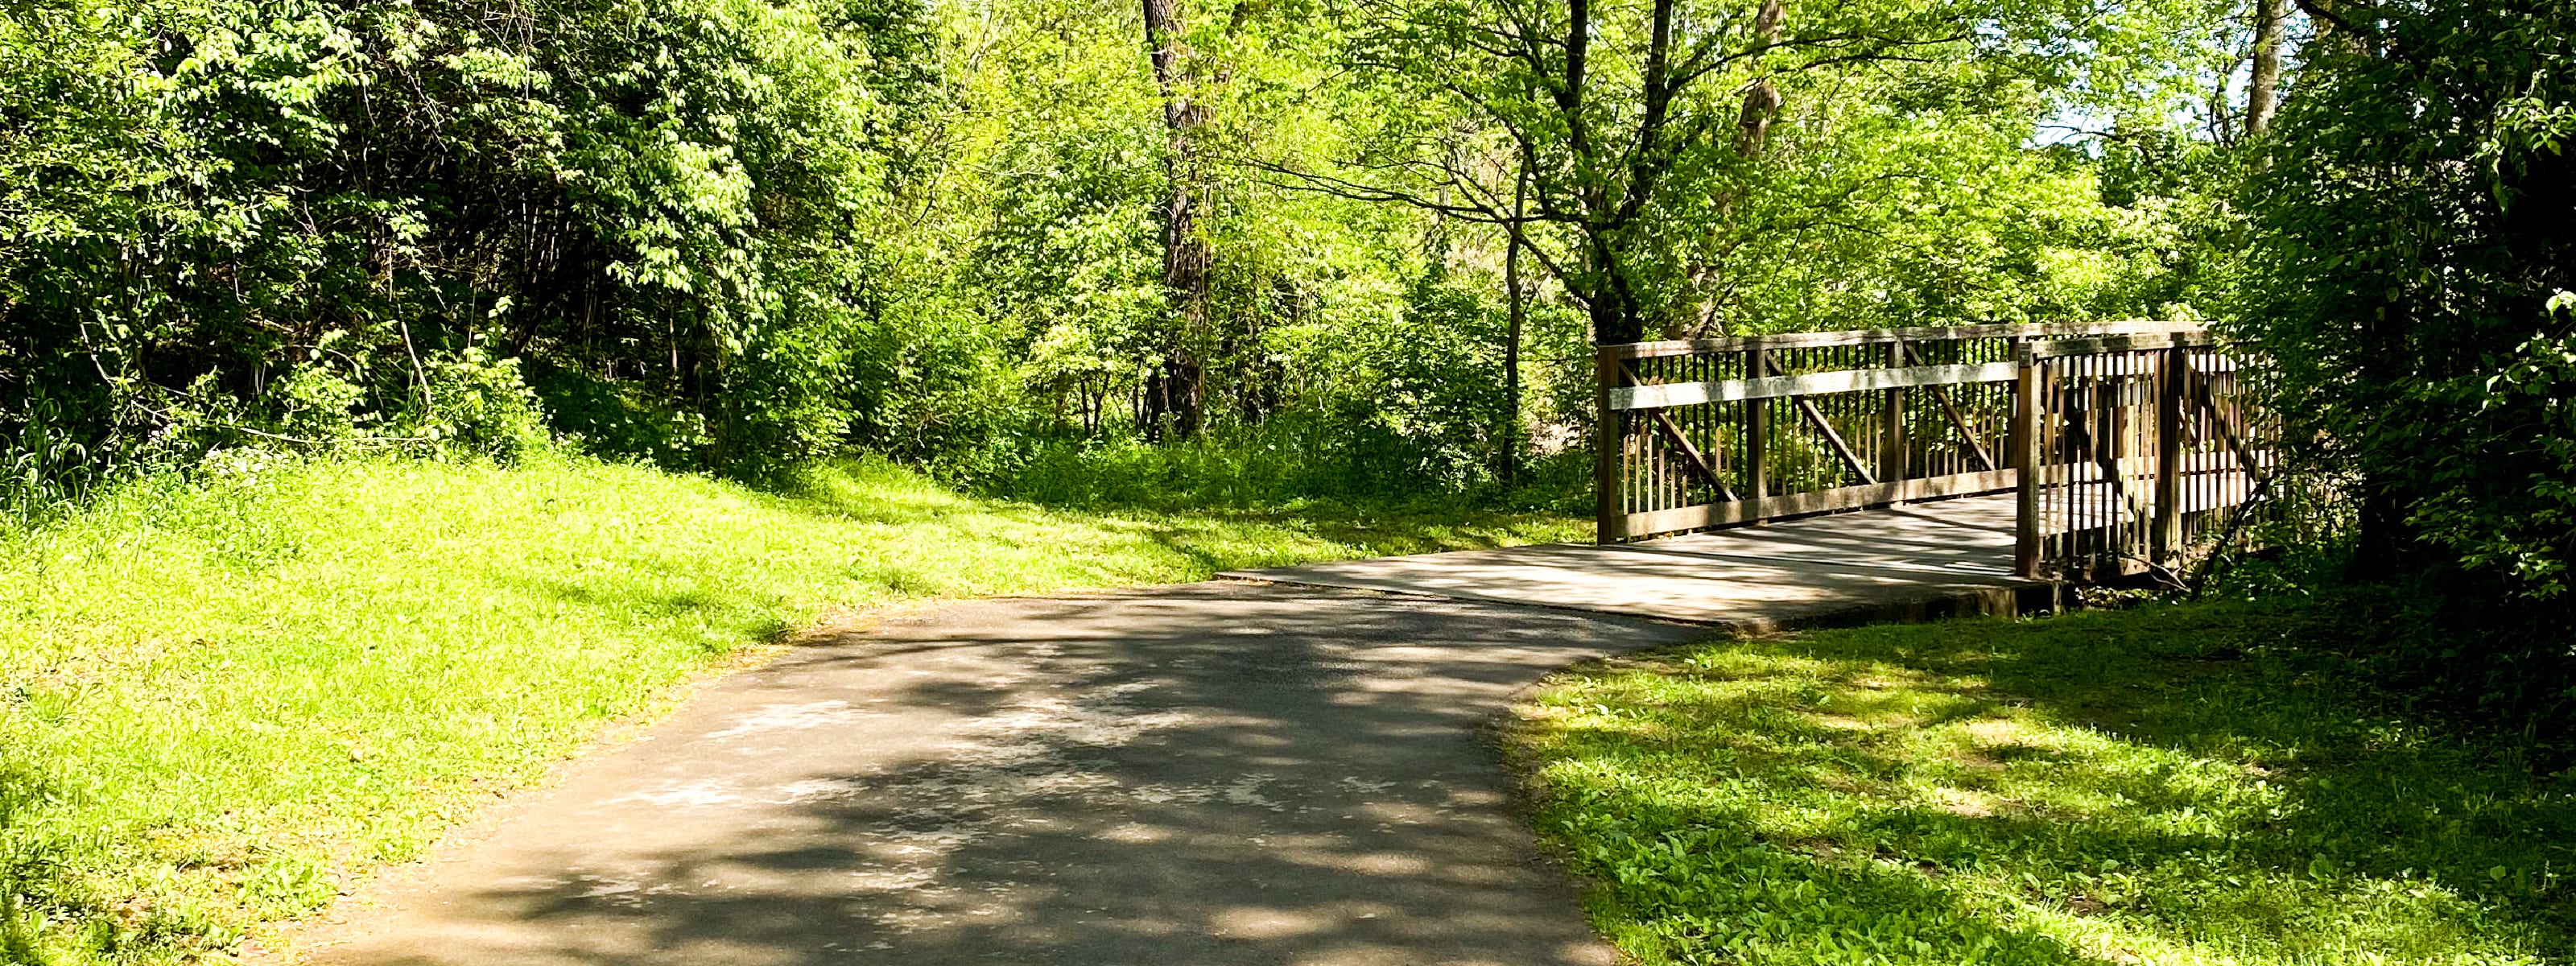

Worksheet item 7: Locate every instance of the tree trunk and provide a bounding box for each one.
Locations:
[1502,167,1528,487]
[1685,0,1785,336]
[1583,263,1643,345]
[1143,0,1211,440]
[1559,0,1641,347]
[1733,0,1785,155]
[2246,0,2286,134]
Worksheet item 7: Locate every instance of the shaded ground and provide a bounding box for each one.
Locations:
[295,584,1701,965]
[1509,604,2576,965]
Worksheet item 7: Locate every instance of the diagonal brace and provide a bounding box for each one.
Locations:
[1899,343,1998,472]
[2186,367,2268,483]
[1756,350,1876,486]
[1649,408,1740,502]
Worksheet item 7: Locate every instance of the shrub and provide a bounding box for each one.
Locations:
[0,0,934,481]
[2234,0,2576,728]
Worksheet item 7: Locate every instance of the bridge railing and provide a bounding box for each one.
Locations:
[1594,320,2274,580]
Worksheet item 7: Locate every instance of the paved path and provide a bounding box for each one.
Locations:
[1228,493,2039,628]
[303,500,2042,964]
[303,584,1699,965]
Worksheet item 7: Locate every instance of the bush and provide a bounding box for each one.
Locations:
[978,413,1591,515]
[408,349,551,464]
[0,0,933,482]
[2234,0,2576,728]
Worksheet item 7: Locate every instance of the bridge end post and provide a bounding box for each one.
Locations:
[2013,344,2042,579]
[1744,341,1769,522]
[2152,345,2186,564]
[1596,345,1621,545]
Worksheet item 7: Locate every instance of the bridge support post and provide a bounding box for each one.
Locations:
[1743,340,1769,522]
[2152,345,2186,564]
[1880,337,1907,485]
[2013,345,2041,579]
[1596,345,1621,544]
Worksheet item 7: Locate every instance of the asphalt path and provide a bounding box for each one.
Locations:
[300,583,1701,965]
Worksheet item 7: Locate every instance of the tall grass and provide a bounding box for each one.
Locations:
[975,420,1596,515]
[0,450,1579,963]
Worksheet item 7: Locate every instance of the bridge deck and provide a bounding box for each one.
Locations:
[1222,493,2046,630]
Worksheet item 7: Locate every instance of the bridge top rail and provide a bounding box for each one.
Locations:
[1601,320,2209,361]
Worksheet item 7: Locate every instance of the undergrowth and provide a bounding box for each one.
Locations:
[968,424,1596,516]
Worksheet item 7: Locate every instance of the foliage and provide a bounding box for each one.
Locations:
[2,0,2255,506]
[1510,604,2576,965]
[2231,0,2576,722]
[6,0,2539,957]
[981,415,1600,514]
[0,0,926,489]
[0,451,1579,962]
[1269,0,2241,342]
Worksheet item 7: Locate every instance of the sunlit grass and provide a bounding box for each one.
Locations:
[0,450,1580,964]
[1509,605,2576,966]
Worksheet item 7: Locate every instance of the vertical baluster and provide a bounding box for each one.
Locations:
[1641,386,1653,520]
[2107,355,2121,566]
[1883,336,1907,485]
[1701,353,1717,500]
[2102,355,2113,572]
[2103,355,2117,568]
[2076,357,2089,575]
[2091,353,2112,567]
[2090,357,2101,574]
[2013,341,2040,578]
[1744,345,1768,518]
[2056,357,2069,576]
[1690,353,1705,502]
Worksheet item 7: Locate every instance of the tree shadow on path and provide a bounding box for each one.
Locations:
[310,584,1703,965]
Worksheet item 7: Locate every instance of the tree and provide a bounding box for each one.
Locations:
[2237,0,2576,715]
[1140,0,1216,438]
[1269,0,1945,344]
[1262,0,2219,345]
[2244,0,2285,134]
[0,0,939,481]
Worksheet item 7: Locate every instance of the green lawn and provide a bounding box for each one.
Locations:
[1508,604,2576,966]
[0,452,1579,964]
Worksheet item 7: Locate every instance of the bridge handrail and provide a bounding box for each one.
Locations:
[1604,319,2208,361]
[1609,330,2219,411]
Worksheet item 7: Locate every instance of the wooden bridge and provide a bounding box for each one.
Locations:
[1596,320,2273,581]
[1229,320,2273,626]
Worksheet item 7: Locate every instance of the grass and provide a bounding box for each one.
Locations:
[0,449,1580,964]
[1506,603,2576,966]
[970,423,1597,517]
